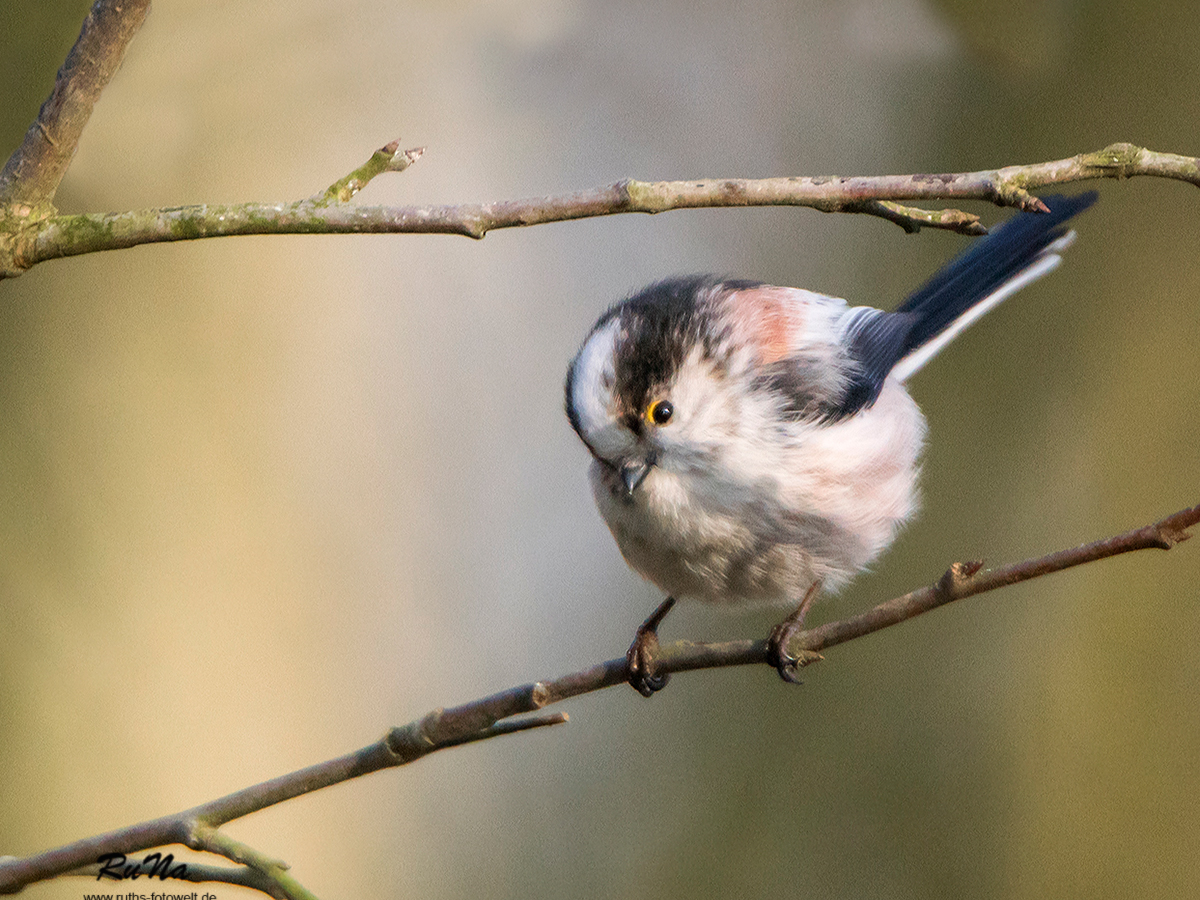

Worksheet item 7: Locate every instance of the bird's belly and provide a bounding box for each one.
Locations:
[595,482,817,606]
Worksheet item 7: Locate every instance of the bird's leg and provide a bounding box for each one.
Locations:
[626,596,676,697]
[767,580,825,684]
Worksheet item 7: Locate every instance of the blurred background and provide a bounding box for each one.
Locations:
[2,1,1198,898]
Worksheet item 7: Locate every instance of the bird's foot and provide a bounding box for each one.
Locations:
[766,582,824,684]
[626,596,676,697]
[766,619,825,684]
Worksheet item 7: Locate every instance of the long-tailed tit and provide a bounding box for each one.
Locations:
[565,192,1097,695]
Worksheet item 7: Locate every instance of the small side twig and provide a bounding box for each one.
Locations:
[0,502,1195,899]
[316,141,425,204]
[191,830,315,900]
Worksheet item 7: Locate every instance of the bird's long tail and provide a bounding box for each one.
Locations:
[890,191,1098,382]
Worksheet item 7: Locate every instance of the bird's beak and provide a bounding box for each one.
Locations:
[619,453,654,497]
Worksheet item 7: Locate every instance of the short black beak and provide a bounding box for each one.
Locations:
[619,455,654,496]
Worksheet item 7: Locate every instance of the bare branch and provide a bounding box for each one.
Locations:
[3,142,1198,278]
[0,502,1194,898]
[0,706,570,897]
[0,0,152,209]
[533,501,1200,686]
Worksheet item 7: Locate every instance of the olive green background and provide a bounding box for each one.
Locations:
[2,2,1198,898]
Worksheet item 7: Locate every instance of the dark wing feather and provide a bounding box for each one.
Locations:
[826,191,1097,420]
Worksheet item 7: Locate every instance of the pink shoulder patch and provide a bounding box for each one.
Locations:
[723,285,807,365]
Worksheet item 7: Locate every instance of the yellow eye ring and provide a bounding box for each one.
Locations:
[646,399,674,426]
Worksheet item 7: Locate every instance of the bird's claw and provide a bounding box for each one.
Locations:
[626,596,676,697]
[627,624,670,696]
[767,618,823,685]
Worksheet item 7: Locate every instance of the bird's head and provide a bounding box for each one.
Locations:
[565,277,765,499]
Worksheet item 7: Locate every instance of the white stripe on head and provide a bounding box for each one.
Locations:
[569,317,635,459]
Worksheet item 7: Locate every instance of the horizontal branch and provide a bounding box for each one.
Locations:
[0,501,1195,898]
[3,142,1198,278]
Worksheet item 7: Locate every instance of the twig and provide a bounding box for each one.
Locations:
[0,502,1195,898]
[315,141,425,204]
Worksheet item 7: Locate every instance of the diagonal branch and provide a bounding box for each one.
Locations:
[0,501,1195,898]
[0,0,152,209]
[0,710,569,899]
[650,501,1200,675]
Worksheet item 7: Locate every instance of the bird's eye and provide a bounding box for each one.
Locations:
[646,399,674,426]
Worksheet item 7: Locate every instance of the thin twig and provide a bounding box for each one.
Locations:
[0,502,1195,898]
[192,831,317,900]
[316,141,425,204]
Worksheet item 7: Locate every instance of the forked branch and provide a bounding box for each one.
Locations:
[3,142,1198,278]
[1,7,1197,277]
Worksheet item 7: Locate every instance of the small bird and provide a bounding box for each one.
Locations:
[565,192,1097,695]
